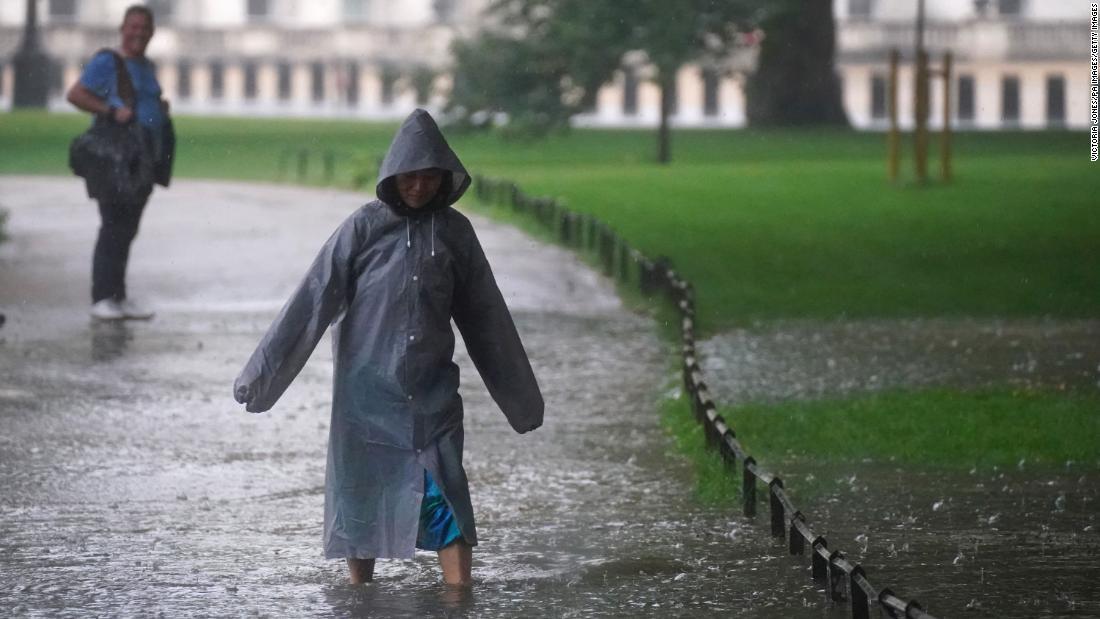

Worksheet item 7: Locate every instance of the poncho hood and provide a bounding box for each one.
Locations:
[377,109,470,216]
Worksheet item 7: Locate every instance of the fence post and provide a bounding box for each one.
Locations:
[812,537,828,584]
[828,550,848,602]
[850,566,871,619]
[277,148,290,180]
[789,512,806,555]
[323,150,336,183]
[769,478,785,538]
[559,211,571,245]
[619,241,630,282]
[297,148,309,181]
[601,228,614,276]
[742,457,757,518]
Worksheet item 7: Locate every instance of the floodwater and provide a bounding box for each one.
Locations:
[1,177,1096,617]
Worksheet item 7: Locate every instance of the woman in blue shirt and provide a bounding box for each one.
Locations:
[66,4,168,321]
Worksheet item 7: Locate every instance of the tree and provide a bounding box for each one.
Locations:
[745,0,847,126]
[449,0,751,162]
[447,0,846,162]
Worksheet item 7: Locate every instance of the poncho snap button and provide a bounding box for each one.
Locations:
[407,394,413,401]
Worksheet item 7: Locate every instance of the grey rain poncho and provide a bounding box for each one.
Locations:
[233,109,544,559]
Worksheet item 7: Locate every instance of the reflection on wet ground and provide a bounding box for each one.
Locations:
[0,309,844,617]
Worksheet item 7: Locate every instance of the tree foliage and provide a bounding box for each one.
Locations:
[446,0,845,157]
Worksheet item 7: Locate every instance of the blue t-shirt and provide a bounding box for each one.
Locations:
[79,51,166,131]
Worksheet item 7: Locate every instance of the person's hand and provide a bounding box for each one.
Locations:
[234,383,253,406]
[160,98,170,114]
[112,105,134,124]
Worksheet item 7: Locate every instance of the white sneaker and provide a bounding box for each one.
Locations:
[91,299,126,320]
[119,299,155,320]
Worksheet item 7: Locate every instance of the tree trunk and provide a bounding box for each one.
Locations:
[745,0,848,126]
[656,72,673,164]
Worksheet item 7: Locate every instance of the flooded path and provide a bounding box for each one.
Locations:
[1,177,844,617]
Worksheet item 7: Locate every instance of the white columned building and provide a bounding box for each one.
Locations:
[0,0,1091,129]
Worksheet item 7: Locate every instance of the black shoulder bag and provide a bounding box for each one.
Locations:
[68,49,155,204]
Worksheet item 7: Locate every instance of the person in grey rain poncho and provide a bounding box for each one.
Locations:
[233,109,543,586]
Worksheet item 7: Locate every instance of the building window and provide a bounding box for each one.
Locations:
[210,61,224,99]
[277,62,292,100]
[345,0,370,22]
[622,67,638,116]
[177,60,191,99]
[1046,75,1065,126]
[410,66,434,106]
[380,65,399,106]
[1001,75,1020,125]
[311,62,326,102]
[433,0,456,22]
[146,0,174,23]
[957,75,974,122]
[248,0,271,20]
[849,0,873,18]
[48,0,77,20]
[702,68,720,117]
[870,73,887,120]
[244,62,258,100]
[997,0,1023,16]
[345,62,360,106]
[49,58,63,95]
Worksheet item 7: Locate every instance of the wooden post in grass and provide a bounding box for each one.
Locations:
[914,49,930,185]
[941,51,953,183]
[888,49,900,184]
[913,0,929,185]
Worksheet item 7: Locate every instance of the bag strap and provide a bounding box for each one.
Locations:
[97,48,136,109]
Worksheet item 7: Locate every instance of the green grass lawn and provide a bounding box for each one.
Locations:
[4,111,1094,332]
[665,387,1100,504]
[3,110,1096,476]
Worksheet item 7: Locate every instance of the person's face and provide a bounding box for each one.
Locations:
[119,12,154,58]
[396,169,444,209]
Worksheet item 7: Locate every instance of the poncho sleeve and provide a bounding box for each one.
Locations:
[452,225,544,433]
[233,213,363,413]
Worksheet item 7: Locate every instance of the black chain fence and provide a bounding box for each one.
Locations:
[473,175,938,619]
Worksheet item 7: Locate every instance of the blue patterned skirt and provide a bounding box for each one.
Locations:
[415,470,463,551]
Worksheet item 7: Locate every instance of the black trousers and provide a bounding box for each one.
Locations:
[92,199,148,303]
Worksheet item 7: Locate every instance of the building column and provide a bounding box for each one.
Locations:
[359,63,380,113]
[225,62,244,107]
[159,62,178,103]
[720,74,746,127]
[191,63,211,107]
[292,62,311,109]
[678,64,704,124]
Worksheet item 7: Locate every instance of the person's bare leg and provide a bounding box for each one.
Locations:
[437,541,472,586]
[347,558,375,584]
